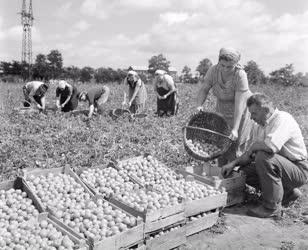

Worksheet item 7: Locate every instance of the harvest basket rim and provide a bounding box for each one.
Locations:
[111,108,131,118]
[183,111,232,161]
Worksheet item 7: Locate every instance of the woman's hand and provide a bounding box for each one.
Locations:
[128,101,132,107]
[162,94,167,99]
[230,129,238,141]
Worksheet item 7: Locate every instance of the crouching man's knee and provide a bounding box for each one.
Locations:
[255,151,276,172]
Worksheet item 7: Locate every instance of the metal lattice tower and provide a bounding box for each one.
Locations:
[20,0,34,65]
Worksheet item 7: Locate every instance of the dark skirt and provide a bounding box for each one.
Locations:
[56,86,79,112]
[156,87,178,116]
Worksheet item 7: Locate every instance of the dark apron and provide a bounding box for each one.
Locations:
[156,87,177,116]
[56,86,79,112]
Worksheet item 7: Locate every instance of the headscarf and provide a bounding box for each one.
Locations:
[127,70,138,76]
[155,69,166,75]
[219,47,241,63]
[58,80,67,89]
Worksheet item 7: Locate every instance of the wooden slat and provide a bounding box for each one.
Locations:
[145,225,186,250]
[186,211,219,236]
[226,187,245,207]
[184,192,227,217]
[177,168,246,190]
[144,213,185,234]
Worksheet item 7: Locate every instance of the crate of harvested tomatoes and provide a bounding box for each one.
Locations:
[183,111,233,161]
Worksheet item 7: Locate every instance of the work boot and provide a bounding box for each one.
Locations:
[247,205,282,218]
[282,188,302,207]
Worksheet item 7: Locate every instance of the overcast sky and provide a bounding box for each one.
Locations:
[1,0,308,74]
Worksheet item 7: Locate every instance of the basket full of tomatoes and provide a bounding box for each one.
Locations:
[183,111,233,161]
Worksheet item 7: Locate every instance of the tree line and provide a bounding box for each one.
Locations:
[1,49,307,87]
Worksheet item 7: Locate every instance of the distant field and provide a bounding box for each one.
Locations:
[0,81,307,181]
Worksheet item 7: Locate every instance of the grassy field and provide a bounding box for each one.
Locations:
[1,81,308,249]
[0,81,307,182]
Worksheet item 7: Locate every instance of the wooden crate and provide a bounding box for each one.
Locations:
[145,222,186,250]
[22,166,145,250]
[76,162,144,197]
[185,210,219,237]
[108,196,185,234]
[177,168,245,207]
[0,177,44,213]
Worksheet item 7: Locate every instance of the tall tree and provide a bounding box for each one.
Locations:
[62,66,81,82]
[148,54,170,75]
[80,66,94,83]
[269,64,300,86]
[244,60,266,85]
[47,50,63,79]
[32,54,48,80]
[181,65,194,84]
[196,58,212,78]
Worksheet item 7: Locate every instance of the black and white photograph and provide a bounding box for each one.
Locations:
[0,0,308,249]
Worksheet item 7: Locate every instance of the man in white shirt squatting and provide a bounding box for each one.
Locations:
[221,93,308,218]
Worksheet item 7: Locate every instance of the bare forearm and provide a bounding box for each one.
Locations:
[249,141,273,154]
[62,95,71,106]
[196,85,209,107]
[130,86,140,103]
[88,105,94,118]
[233,92,246,131]
[41,97,46,110]
[164,88,176,97]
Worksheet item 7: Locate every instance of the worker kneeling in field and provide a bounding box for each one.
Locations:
[78,85,110,118]
[22,81,49,111]
[221,93,308,218]
[122,70,147,114]
[56,80,79,112]
[154,69,179,117]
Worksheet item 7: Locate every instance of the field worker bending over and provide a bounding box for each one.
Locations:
[154,69,179,117]
[196,47,253,166]
[56,80,79,112]
[221,93,308,218]
[79,85,110,118]
[122,70,147,114]
[22,81,49,111]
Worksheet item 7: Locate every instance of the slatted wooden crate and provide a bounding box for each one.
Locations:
[177,167,245,207]
[22,166,145,250]
[145,221,186,250]
[76,162,144,197]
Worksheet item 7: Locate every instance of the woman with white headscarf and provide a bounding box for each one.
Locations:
[122,70,147,114]
[196,47,253,166]
[154,69,179,117]
[56,80,79,112]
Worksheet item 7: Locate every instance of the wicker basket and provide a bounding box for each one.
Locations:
[183,111,232,161]
[111,108,131,118]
